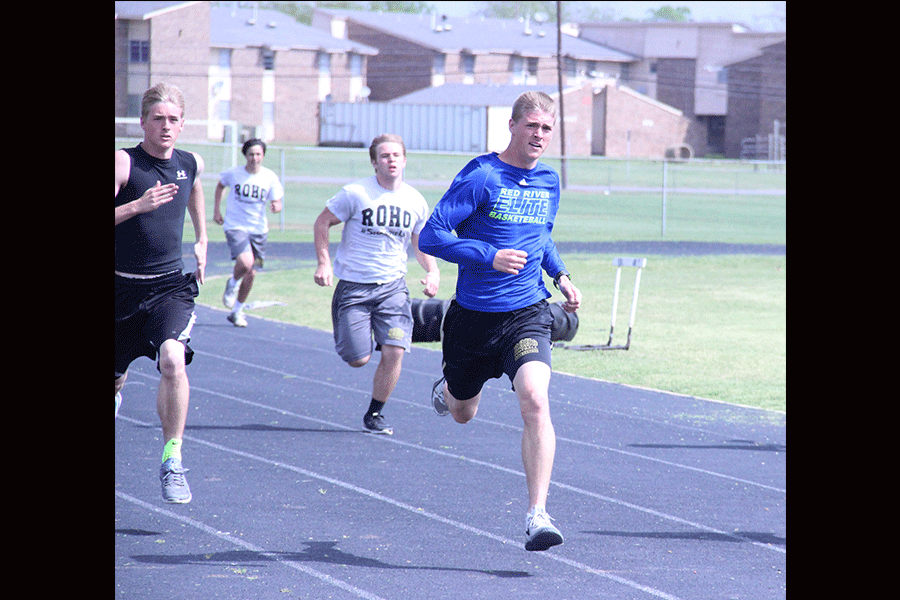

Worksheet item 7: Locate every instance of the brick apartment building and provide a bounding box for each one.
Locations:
[115,1,376,145]
[310,8,635,102]
[725,41,786,159]
[577,21,785,157]
[115,3,783,159]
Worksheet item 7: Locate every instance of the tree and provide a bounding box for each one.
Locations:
[646,6,692,22]
[481,1,614,23]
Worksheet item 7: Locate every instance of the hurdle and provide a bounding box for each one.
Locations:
[561,257,646,351]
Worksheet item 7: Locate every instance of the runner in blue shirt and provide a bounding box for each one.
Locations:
[419,91,582,551]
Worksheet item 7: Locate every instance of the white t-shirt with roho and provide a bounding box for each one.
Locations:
[326,176,429,284]
[219,166,284,234]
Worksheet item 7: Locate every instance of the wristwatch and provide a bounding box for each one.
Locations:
[553,271,571,290]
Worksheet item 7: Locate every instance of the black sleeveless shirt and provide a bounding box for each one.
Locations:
[115,144,198,275]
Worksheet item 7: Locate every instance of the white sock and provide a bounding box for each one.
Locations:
[232,300,244,314]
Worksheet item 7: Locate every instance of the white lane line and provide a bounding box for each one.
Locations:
[193,350,786,493]
[115,489,387,600]
[124,369,785,556]
[117,412,685,600]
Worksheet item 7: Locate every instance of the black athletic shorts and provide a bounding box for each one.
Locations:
[440,299,553,400]
[115,271,199,377]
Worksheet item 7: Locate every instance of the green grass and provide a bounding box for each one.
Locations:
[128,142,785,412]
[191,182,785,246]
[122,140,785,245]
[198,253,786,413]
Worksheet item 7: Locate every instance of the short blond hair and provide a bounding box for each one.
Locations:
[511,91,556,123]
[141,82,186,121]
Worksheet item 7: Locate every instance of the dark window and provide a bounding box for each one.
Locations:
[130,41,149,63]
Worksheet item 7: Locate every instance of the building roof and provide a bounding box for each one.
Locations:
[316,8,635,62]
[390,83,580,106]
[114,1,200,20]
[211,5,377,55]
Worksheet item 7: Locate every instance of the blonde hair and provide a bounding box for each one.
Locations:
[141,82,186,121]
[511,91,556,123]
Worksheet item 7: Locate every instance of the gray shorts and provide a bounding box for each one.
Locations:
[225,229,267,267]
[331,277,412,363]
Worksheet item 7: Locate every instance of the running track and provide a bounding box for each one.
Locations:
[115,290,785,599]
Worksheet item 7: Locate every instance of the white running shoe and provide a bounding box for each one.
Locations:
[431,377,449,416]
[222,278,239,309]
[525,508,564,551]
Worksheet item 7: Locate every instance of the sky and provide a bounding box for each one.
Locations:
[428,1,786,32]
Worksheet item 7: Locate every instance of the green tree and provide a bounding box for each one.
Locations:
[366,1,434,13]
[481,1,614,22]
[646,5,692,22]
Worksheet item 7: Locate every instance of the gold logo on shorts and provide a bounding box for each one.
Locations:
[388,327,405,340]
[514,338,539,361]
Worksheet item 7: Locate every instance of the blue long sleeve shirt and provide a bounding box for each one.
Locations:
[419,153,567,312]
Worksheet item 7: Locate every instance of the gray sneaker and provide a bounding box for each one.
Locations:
[431,378,449,416]
[525,508,563,551]
[222,278,238,309]
[227,311,248,327]
[115,391,122,418]
[159,457,192,504]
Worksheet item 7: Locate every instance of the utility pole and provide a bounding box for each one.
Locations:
[556,0,567,188]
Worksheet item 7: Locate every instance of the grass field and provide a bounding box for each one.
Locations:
[197,253,786,413]
[120,142,785,412]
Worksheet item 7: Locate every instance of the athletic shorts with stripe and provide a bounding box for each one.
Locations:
[440,299,553,400]
[115,271,199,377]
[331,277,413,364]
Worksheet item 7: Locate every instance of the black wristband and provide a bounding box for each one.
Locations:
[553,271,570,290]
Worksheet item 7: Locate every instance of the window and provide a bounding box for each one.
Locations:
[462,53,475,74]
[433,53,445,75]
[317,52,331,74]
[717,66,728,85]
[215,100,231,120]
[349,53,362,77]
[126,94,141,117]
[262,49,275,71]
[130,40,149,63]
[218,48,232,68]
[527,57,538,77]
[510,55,523,76]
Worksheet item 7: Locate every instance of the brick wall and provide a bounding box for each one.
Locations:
[148,2,209,125]
[598,84,692,158]
[725,41,785,158]
[545,84,595,157]
[272,50,320,145]
[348,22,431,100]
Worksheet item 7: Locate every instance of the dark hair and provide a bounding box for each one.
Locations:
[242,138,266,156]
[369,133,405,162]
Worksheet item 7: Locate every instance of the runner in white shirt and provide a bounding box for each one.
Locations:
[214,139,284,327]
[314,134,440,434]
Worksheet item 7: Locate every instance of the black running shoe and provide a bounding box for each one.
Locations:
[363,412,393,435]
